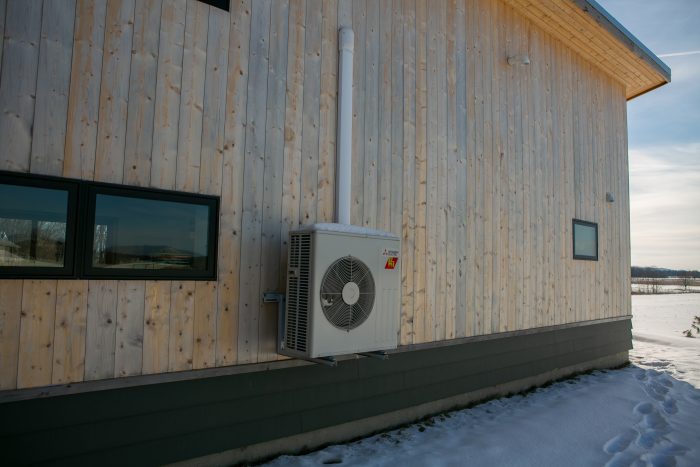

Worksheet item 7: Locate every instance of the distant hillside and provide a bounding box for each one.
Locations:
[631,266,700,278]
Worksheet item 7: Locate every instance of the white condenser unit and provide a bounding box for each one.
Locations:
[281,223,401,359]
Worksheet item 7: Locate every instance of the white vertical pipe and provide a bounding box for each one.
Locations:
[336,27,354,225]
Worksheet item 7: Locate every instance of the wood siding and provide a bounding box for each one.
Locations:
[0,0,632,390]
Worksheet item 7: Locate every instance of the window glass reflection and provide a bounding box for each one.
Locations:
[0,184,68,267]
[574,222,597,259]
[92,194,210,271]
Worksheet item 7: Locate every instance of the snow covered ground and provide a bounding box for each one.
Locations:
[263,295,700,467]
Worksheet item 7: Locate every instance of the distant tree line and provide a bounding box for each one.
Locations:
[631,266,700,278]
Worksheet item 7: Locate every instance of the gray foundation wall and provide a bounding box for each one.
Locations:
[0,319,632,466]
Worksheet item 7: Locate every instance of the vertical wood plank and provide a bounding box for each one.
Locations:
[94,0,135,184]
[216,0,251,367]
[142,281,171,374]
[400,0,415,345]
[350,0,366,226]
[465,0,477,337]
[30,0,76,177]
[175,0,209,193]
[389,0,403,237]
[17,280,57,388]
[299,0,322,226]
[0,0,43,172]
[198,6,230,196]
[424,1,438,342]
[362,0,379,229]
[123,0,162,187]
[85,280,117,380]
[52,280,88,384]
[237,0,271,364]
[377,0,391,232]
[316,0,337,223]
[169,280,195,371]
[258,0,289,362]
[473,0,485,335]
[115,280,145,378]
[193,281,217,368]
[150,0,186,190]
[454,0,467,338]
[412,0,427,343]
[63,0,107,180]
[0,281,23,390]
[445,0,457,340]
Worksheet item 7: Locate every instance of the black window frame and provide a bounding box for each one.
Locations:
[82,183,219,280]
[572,218,598,261]
[0,171,219,281]
[0,172,79,279]
[198,0,230,11]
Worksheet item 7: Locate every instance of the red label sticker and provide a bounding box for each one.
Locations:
[385,257,398,270]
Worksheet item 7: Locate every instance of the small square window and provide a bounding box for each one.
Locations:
[0,174,78,278]
[573,219,598,261]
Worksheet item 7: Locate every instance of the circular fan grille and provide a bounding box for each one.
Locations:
[320,256,375,331]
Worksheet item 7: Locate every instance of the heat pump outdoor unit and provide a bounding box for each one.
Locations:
[280,223,401,359]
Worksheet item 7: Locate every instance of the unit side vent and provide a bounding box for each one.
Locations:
[286,232,311,351]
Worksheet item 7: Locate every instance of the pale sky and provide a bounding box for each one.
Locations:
[597,0,700,270]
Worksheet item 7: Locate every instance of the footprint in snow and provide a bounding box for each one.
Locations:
[662,398,678,415]
[603,429,637,454]
[633,401,654,415]
[604,450,640,467]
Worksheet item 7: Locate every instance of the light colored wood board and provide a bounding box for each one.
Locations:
[479,0,496,333]
[512,7,525,330]
[465,0,477,337]
[520,12,531,331]
[168,280,195,371]
[316,0,337,223]
[17,280,57,388]
[0,280,23,390]
[361,0,378,229]
[84,280,117,381]
[411,0,426,344]
[216,0,251,367]
[142,281,171,374]
[175,0,209,192]
[434,0,448,340]
[475,0,488,335]
[150,0,186,190]
[198,6,230,196]
[94,0,135,184]
[423,0,439,342]
[237,0,271,365]
[30,0,76,177]
[445,0,457,340]
[0,0,43,172]
[376,0,391,233]
[63,0,107,180]
[299,0,322,226]
[505,4,518,331]
[123,0,162,187]
[193,281,217,369]
[453,0,467,338]
[115,281,145,378]
[389,0,403,237]
[497,1,510,332]
[350,0,366,226]
[399,0,415,346]
[52,280,88,385]
[258,0,289,363]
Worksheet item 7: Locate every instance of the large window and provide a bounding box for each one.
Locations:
[0,172,218,280]
[0,174,77,277]
[573,219,598,261]
[84,185,217,279]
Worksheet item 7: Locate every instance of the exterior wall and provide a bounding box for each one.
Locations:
[0,319,632,466]
[0,0,632,391]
